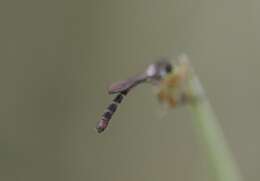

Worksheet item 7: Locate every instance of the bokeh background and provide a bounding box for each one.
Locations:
[1,0,259,181]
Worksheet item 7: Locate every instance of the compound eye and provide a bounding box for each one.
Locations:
[165,64,172,73]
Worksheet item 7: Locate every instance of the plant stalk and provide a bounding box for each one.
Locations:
[188,70,242,181]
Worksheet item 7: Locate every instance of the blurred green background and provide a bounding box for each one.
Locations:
[0,0,259,181]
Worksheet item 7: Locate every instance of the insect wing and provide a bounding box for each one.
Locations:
[108,79,135,94]
[108,74,146,94]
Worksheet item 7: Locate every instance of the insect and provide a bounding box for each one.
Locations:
[96,59,173,133]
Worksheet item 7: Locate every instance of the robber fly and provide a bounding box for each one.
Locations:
[96,59,173,133]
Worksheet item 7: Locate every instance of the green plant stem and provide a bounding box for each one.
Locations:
[188,72,242,181]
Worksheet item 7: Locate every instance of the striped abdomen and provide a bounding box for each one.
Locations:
[96,90,128,133]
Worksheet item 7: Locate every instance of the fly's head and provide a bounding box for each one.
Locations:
[145,58,173,82]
